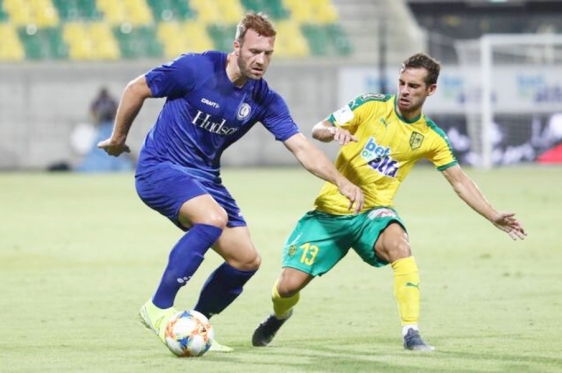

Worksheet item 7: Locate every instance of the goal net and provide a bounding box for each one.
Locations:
[455,34,562,168]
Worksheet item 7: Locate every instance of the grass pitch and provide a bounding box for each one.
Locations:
[0,166,560,373]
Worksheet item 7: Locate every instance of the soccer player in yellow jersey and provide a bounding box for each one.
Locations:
[252,53,527,351]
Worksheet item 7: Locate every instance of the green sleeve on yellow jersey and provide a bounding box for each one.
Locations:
[425,116,458,170]
[327,93,393,129]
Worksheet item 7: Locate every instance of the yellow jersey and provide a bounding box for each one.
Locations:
[314,93,457,215]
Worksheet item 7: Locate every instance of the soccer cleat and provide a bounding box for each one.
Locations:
[403,329,435,351]
[139,300,178,344]
[208,338,234,353]
[252,310,293,347]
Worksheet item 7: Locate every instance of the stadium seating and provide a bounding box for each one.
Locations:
[0,0,353,61]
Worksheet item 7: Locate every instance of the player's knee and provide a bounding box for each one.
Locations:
[277,273,307,297]
[276,281,298,298]
[245,252,261,271]
[227,250,261,271]
[383,233,411,260]
[377,223,412,261]
[201,209,228,228]
[388,240,412,260]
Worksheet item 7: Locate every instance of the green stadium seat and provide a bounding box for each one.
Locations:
[2,0,352,61]
[18,26,68,60]
[146,0,195,21]
[17,28,42,60]
[44,26,69,59]
[207,24,237,52]
[239,0,261,13]
[52,0,100,21]
[113,25,163,59]
[301,24,331,56]
[173,0,196,19]
[325,23,353,56]
[147,0,171,21]
[0,0,8,21]
[139,26,164,57]
[240,0,289,20]
[301,23,352,57]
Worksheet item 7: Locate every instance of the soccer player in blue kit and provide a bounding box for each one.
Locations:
[97,12,364,354]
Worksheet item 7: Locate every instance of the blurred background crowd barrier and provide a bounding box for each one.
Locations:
[0,0,560,170]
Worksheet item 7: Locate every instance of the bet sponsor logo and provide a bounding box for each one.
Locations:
[361,137,398,177]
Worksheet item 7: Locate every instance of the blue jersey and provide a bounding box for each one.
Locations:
[138,51,300,179]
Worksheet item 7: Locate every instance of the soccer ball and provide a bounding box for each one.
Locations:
[164,310,214,357]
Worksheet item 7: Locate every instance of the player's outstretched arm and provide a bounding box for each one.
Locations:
[311,120,358,144]
[283,133,364,213]
[488,211,527,240]
[97,75,153,157]
[441,165,527,240]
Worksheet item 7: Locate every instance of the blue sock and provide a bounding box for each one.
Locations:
[194,262,257,319]
[152,224,222,309]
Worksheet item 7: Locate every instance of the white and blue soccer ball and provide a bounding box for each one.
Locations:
[164,310,214,357]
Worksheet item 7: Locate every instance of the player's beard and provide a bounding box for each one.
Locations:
[237,54,264,80]
[398,95,425,116]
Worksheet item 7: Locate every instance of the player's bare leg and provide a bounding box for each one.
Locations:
[252,268,313,346]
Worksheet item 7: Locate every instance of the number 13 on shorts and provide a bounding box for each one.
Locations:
[299,242,319,266]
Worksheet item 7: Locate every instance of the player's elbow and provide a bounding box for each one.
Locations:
[125,75,152,100]
[311,121,335,142]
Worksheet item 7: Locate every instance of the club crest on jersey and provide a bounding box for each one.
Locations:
[237,103,251,120]
[287,245,297,257]
[361,137,398,177]
[409,132,424,150]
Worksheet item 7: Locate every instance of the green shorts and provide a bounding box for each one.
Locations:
[281,207,406,276]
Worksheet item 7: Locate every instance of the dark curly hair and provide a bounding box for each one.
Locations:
[400,53,441,86]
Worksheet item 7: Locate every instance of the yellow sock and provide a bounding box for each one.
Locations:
[391,256,420,326]
[271,279,299,318]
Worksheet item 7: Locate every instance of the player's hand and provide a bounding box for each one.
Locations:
[337,181,364,214]
[490,211,527,240]
[97,138,131,157]
[331,127,358,145]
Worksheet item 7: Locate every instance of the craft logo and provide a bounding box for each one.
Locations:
[201,98,220,108]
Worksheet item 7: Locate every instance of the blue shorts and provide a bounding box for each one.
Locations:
[135,161,246,230]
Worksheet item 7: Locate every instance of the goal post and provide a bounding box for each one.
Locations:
[455,34,562,169]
